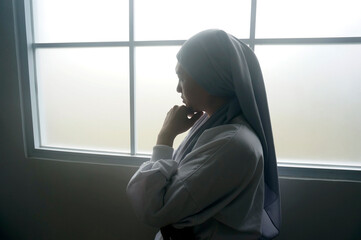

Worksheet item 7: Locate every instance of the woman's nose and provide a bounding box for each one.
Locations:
[176,81,182,93]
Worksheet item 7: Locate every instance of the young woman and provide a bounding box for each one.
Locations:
[127,29,280,240]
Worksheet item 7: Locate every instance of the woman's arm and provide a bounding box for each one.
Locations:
[126,124,263,228]
[126,146,196,227]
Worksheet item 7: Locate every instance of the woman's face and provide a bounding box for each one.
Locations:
[175,62,209,112]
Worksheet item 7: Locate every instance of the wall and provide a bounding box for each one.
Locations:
[1,1,360,239]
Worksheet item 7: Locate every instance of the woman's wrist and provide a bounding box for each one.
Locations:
[156,130,176,147]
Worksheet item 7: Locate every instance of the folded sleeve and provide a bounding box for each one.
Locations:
[151,145,174,162]
[126,145,198,227]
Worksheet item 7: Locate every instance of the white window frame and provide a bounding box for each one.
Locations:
[14,0,361,181]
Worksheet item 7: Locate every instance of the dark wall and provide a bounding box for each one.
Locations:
[277,179,361,240]
[1,1,360,239]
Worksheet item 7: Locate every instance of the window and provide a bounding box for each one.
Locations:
[254,0,361,170]
[17,0,361,174]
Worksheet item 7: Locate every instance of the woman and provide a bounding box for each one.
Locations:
[127,29,280,240]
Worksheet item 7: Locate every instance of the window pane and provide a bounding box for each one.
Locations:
[256,0,361,38]
[36,47,130,153]
[255,44,361,166]
[33,0,128,43]
[135,0,251,40]
[136,46,188,153]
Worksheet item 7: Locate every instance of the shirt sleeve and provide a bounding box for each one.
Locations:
[150,145,174,162]
[126,144,197,227]
[126,125,263,228]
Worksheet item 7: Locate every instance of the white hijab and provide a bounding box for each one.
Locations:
[174,29,281,239]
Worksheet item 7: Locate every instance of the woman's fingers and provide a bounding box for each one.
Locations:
[162,106,202,135]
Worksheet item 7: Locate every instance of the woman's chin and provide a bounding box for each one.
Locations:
[185,104,194,112]
[183,101,197,112]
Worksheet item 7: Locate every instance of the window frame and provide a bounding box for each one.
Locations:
[15,0,361,180]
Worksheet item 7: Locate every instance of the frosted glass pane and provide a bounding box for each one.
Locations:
[33,0,128,42]
[136,46,188,153]
[255,45,361,166]
[36,47,130,153]
[135,0,251,40]
[257,0,361,38]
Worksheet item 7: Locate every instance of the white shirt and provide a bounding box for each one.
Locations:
[126,116,264,240]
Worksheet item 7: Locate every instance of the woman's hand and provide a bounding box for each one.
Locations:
[157,105,204,147]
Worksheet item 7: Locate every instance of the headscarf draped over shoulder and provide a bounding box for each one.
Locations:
[176,29,281,239]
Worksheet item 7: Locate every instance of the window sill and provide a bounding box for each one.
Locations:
[27,147,361,182]
[278,162,361,182]
[28,147,150,167]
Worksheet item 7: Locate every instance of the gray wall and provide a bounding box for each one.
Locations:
[1,1,360,239]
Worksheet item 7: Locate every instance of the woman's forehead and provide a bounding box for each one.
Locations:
[175,62,185,75]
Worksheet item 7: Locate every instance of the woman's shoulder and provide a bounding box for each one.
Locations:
[179,115,264,184]
[195,114,262,153]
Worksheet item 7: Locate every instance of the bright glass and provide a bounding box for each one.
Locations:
[256,0,361,38]
[134,0,251,40]
[32,0,129,42]
[36,47,130,152]
[255,44,361,166]
[135,46,188,153]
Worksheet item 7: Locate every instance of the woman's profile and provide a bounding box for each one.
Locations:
[127,29,280,240]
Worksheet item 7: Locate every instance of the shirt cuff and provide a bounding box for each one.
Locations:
[151,145,174,161]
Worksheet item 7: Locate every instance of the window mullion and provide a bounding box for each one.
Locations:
[27,0,42,149]
[249,0,257,50]
[129,0,136,155]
